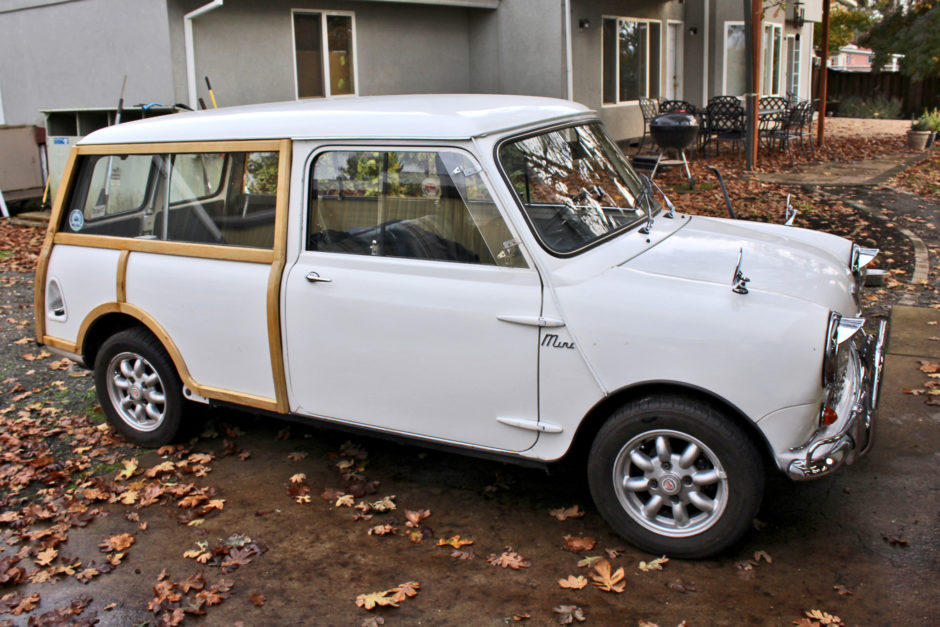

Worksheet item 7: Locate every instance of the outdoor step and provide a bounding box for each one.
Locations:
[7,210,50,228]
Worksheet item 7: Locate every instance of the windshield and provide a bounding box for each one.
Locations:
[498,123,654,255]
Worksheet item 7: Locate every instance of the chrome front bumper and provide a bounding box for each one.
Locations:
[787,320,887,480]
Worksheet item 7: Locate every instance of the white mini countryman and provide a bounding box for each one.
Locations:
[36,95,885,558]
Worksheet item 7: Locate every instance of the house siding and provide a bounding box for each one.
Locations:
[0,0,175,126]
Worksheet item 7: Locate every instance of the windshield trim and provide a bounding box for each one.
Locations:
[494,120,658,258]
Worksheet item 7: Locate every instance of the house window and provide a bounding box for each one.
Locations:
[293,11,357,98]
[761,23,783,96]
[602,17,661,104]
[723,22,746,97]
[786,35,801,98]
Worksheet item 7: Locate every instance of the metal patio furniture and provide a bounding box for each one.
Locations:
[704,96,745,157]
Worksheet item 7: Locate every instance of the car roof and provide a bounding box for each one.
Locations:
[78,94,594,145]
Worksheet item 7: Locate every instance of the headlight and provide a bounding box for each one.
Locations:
[821,312,865,425]
[823,312,865,386]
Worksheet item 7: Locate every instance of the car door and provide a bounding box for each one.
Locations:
[283,146,542,451]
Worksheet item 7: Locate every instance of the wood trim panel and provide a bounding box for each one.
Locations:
[52,233,275,264]
[43,336,79,354]
[76,140,284,156]
[266,139,292,413]
[34,147,79,342]
[68,302,280,412]
[116,250,130,303]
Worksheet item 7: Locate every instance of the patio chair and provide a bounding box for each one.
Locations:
[636,97,660,154]
[787,100,816,158]
[659,99,696,114]
[704,96,745,157]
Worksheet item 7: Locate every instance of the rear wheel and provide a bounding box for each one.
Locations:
[587,395,763,558]
[94,327,183,447]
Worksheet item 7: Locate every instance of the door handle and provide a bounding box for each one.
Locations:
[305,272,332,283]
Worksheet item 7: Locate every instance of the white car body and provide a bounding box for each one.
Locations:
[36,95,885,556]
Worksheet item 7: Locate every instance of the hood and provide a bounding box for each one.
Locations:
[624,216,859,315]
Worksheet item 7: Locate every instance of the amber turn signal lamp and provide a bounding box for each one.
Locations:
[822,407,838,426]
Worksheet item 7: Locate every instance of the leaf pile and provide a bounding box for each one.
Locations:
[182,534,267,573]
[903,360,940,406]
[0,221,43,273]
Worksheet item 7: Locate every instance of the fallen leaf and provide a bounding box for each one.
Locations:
[549,505,584,521]
[667,578,697,593]
[404,509,430,527]
[591,559,626,593]
[438,535,473,549]
[450,548,475,560]
[335,494,355,508]
[116,458,138,480]
[368,524,396,536]
[639,555,669,571]
[562,535,596,552]
[753,550,773,564]
[553,604,586,624]
[833,584,853,596]
[34,547,58,566]
[803,609,844,625]
[289,473,306,484]
[558,575,588,590]
[250,593,266,607]
[99,533,135,552]
[577,555,603,568]
[287,451,307,461]
[487,546,531,570]
[512,613,531,621]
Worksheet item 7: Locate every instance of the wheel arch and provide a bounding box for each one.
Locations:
[564,381,778,472]
[78,303,196,389]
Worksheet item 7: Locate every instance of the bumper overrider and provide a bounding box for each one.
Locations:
[787,320,887,480]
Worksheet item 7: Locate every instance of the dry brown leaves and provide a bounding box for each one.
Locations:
[590,559,626,593]
[561,535,596,552]
[487,546,532,570]
[891,150,940,201]
[0,221,43,273]
[149,571,234,623]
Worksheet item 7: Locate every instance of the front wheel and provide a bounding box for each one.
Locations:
[93,327,183,447]
[587,396,763,558]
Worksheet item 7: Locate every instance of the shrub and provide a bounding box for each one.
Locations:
[840,96,904,119]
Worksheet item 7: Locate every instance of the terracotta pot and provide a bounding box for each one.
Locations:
[907,130,931,150]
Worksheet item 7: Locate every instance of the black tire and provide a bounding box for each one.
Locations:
[587,395,763,558]
[93,327,183,447]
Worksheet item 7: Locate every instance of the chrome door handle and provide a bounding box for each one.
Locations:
[305,272,332,283]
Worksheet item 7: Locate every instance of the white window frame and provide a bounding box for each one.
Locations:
[601,15,662,107]
[761,22,784,96]
[722,21,746,97]
[291,9,359,99]
[786,34,801,99]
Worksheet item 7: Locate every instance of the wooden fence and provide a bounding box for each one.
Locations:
[812,67,940,117]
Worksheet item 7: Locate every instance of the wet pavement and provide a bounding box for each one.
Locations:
[2,293,938,626]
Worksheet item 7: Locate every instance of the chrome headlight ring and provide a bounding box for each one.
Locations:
[823,312,865,387]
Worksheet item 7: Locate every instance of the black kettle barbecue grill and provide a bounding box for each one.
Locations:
[649,112,699,188]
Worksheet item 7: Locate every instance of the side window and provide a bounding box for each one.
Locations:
[308,150,525,268]
[63,150,279,250]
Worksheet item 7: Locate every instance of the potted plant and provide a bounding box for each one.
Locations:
[908,113,931,150]
[925,108,940,148]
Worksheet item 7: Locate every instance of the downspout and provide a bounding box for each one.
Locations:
[185,0,224,110]
[702,0,709,105]
[563,0,573,100]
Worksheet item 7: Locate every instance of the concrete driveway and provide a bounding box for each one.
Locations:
[3,281,937,625]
